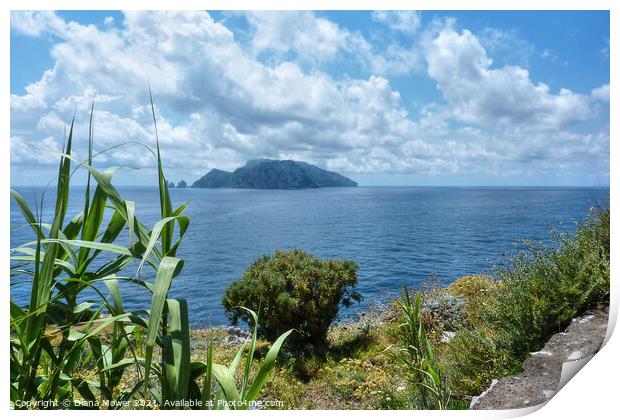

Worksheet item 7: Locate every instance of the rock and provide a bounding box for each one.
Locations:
[192,325,252,348]
[471,305,609,410]
[421,293,467,331]
[470,379,498,409]
[223,325,251,339]
[440,331,456,343]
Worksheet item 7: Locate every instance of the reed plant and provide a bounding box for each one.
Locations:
[10,93,289,409]
[391,285,450,410]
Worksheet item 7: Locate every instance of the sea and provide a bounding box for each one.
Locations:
[9,186,609,325]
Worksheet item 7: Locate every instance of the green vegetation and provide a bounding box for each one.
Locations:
[484,208,610,359]
[210,307,292,409]
[391,286,450,409]
[244,207,610,409]
[434,207,610,401]
[10,98,289,409]
[222,249,361,348]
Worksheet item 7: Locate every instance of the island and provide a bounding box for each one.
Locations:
[192,159,358,189]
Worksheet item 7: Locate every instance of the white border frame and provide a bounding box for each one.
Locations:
[2,2,616,419]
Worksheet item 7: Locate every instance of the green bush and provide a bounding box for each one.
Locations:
[441,329,515,401]
[222,249,361,348]
[483,207,610,358]
[437,208,609,403]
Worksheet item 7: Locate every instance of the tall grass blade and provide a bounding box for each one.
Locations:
[82,102,94,229]
[148,86,173,254]
[212,364,241,408]
[200,339,214,407]
[10,189,45,239]
[143,256,183,399]
[240,307,258,397]
[243,329,292,403]
[161,298,191,404]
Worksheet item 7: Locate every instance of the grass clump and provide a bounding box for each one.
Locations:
[447,275,497,326]
[391,286,450,409]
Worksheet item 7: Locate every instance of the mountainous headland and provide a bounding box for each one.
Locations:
[192,159,358,189]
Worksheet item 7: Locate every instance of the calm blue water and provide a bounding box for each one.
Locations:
[10,186,608,325]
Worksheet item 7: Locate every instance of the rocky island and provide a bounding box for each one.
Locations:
[192,159,358,189]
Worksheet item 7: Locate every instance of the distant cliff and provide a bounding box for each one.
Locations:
[192,159,358,189]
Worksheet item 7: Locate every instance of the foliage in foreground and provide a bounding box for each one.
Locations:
[391,286,450,409]
[10,99,288,409]
[485,207,610,359]
[222,249,361,348]
[440,207,610,400]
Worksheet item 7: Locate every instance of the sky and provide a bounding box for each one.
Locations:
[10,10,610,186]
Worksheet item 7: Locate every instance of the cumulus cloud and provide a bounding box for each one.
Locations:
[478,27,535,67]
[244,11,347,63]
[242,11,422,75]
[11,11,423,177]
[11,136,63,165]
[9,11,609,186]
[371,11,422,35]
[10,10,67,37]
[591,84,610,103]
[423,26,593,129]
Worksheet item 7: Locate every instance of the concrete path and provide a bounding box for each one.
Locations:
[471,304,609,410]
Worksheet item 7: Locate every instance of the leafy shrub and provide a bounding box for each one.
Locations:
[222,249,361,348]
[483,207,610,358]
[441,329,515,401]
[434,208,610,404]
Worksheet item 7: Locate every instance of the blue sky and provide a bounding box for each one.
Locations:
[10,10,610,186]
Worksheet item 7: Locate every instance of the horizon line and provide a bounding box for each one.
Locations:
[10,184,611,189]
